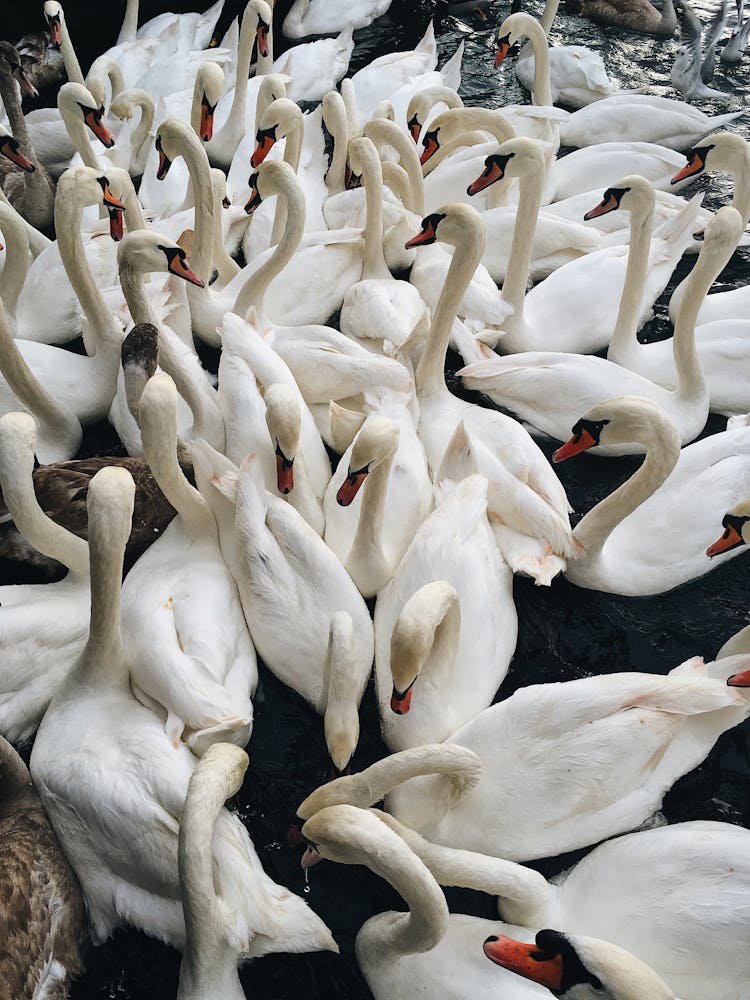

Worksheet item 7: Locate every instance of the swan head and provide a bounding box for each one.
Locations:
[0,40,38,98]
[494,12,531,67]
[406,86,463,145]
[116,230,204,287]
[336,417,399,506]
[483,929,676,999]
[251,97,302,168]
[706,499,750,560]
[253,0,273,59]
[671,133,745,186]
[243,158,299,215]
[552,396,677,462]
[57,82,115,147]
[264,384,300,496]
[193,62,224,142]
[154,118,205,181]
[0,135,34,173]
[56,168,125,242]
[43,1,63,47]
[467,136,544,196]
[584,175,654,221]
[406,203,486,253]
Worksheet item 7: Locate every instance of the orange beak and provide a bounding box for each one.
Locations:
[199,97,215,142]
[405,215,443,248]
[420,134,440,166]
[407,115,421,143]
[483,935,564,990]
[584,193,620,220]
[169,254,204,287]
[100,181,126,210]
[251,132,276,168]
[275,450,294,494]
[727,669,750,687]
[336,470,368,506]
[84,108,115,148]
[390,684,414,714]
[0,140,35,172]
[553,427,597,462]
[156,140,172,181]
[672,151,704,185]
[706,521,746,558]
[495,38,511,67]
[256,21,270,58]
[108,207,124,241]
[47,14,62,46]
[467,159,504,196]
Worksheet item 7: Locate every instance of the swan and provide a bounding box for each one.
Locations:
[121,372,256,756]
[460,196,743,450]
[484,929,685,998]
[671,0,731,101]
[176,743,251,1000]
[301,637,750,859]
[323,404,433,598]
[0,44,56,232]
[513,0,621,108]
[669,133,750,325]
[404,202,578,581]
[706,497,750,558]
[57,82,117,172]
[578,0,679,35]
[465,139,702,355]
[373,470,516,748]
[218,313,329,534]
[192,443,374,773]
[721,0,750,63]
[300,803,548,1000]
[30,462,338,955]
[0,200,33,333]
[43,2,84,88]
[551,396,750,594]
[282,0,392,37]
[107,88,156,178]
[0,735,86,998]
[0,412,90,743]
[339,137,429,352]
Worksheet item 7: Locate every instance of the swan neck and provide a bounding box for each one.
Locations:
[0,74,30,149]
[349,452,393,564]
[607,195,655,358]
[129,92,155,156]
[59,13,85,87]
[0,204,30,315]
[540,0,560,34]
[360,145,390,280]
[227,4,260,130]
[501,158,544,320]
[0,189,51,256]
[416,222,486,396]
[524,19,553,105]
[574,422,681,556]
[177,128,216,283]
[732,147,750,224]
[116,0,139,44]
[364,118,424,214]
[81,492,128,672]
[60,98,99,169]
[234,174,306,320]
[324,99,350,194]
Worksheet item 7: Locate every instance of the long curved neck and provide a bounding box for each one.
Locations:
[521,19,553,105]
[127,91,155,157]
[0,204,30,316]
[323,611,362,767]
[0,73,30,150]
[269,113,303,246]
[358,144,390,280]
[573,418,681,557]
[0,189,50,256]
[323,94,350,194]
[373,809,552,926]
[416,217,486,397]
[349,451,394,567]
[501,157,544,324]
[59,97,99,169]
[540,0,560,35]
[140,389,214,536]
[117,0,140,44]
[55,189,119,347]
[233,174,306,320]
[226,3,260,134]
[211,171,240,283]
[393,583,461,688]
[607,192,656,359]
[381,163,413,208]
[178,762,245,1000]
[726,144,750,224]
[0,421,88,577]
[175,127,216,284]
[59,12,85,87]
[364,118,425,215]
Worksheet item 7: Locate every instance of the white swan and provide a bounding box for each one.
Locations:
[192,443,374,773]
[466,138,702,354]
[107,88,155,178]
[551,396,750,594]
[460,199,743,451]
[405,202,578,579]
[671,0,731,101]
[300,652,750,863]
[176,743,251,1000]
[373,470,516,749]
[282,0,392,37]
[0,412,89,743]
[30,462,338,955]
[121,372,256,756]
[323,403,433,598]
[706,496,750,559]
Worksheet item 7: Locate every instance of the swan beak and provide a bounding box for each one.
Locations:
[199,95,216,142]
[275,448,294,494]
[584,193,619,220]
[671,151,705,185]
[405,212,445,248]
[419,133,440,166]
[495,35,512,67]
[0,138,35,172]
[483,935,564,991]
[706,518,746,558]
[256,19,270,58]
[108,207,124,242]
[222,194,231,208]
[168,253,204,287]
[345,165,361,189]
[468,159,504,196]
[84,108,115,148]
[13,65,38,98]
[390,683,414,714]
[244,179,262,214]
[553,428,597,462]
[336,469,368,506]
[100,181,126,211]
[728,669,750,687]
[301,845,322,869]
[251,129,277,168]
[46,13,62,46]
[407,114,421,143]
[156,137,172,180]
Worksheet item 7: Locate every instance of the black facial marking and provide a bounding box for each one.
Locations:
[569,417,609,448]
[535,930,603,996]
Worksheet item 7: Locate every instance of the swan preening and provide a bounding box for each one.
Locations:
[0,1,749,998]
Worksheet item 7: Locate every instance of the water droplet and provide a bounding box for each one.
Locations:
[303,867,311,893]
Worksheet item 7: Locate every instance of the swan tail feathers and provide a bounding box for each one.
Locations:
[652,191,705,248]
[435,419,479,488]
[441,39,464,91]
[702,109,749,135]
[620,674,746,714]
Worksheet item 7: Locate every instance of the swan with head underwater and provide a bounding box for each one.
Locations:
[29,461,338,956]
[404,200,579,585]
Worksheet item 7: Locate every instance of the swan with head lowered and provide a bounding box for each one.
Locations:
[29,462,338,956]
[192,442,374,774]
[122,371,256,756]
[551,396,750,594]
[404,202,578,584]
[460,196,743,450]
[282,0,392,37]
[299,645,750,861]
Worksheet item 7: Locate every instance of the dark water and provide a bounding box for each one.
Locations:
[4,1,750,998]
